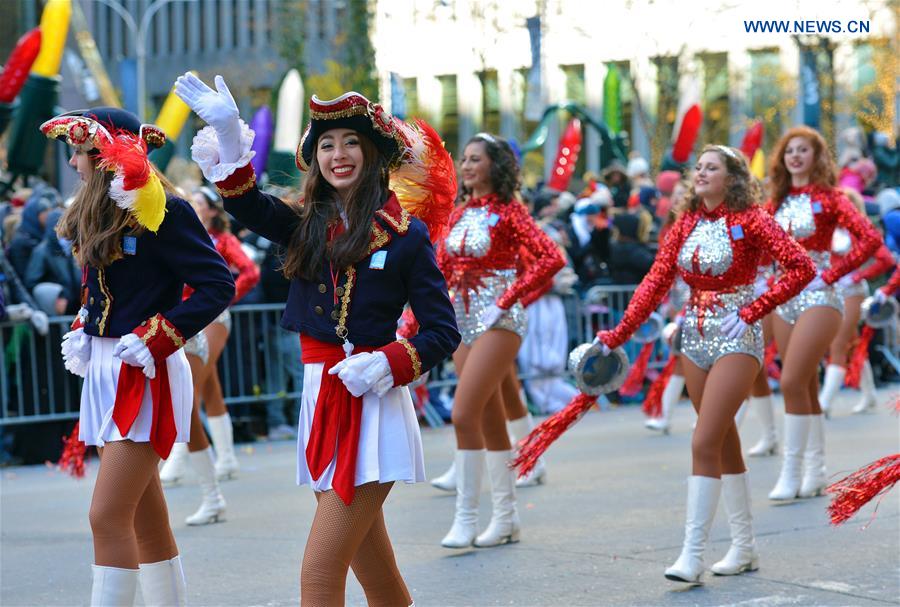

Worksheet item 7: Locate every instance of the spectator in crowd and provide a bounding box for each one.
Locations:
[608,212,655,285]
[7,192,53,279]
[655,170,682,221]
[24,208,81,315]
[879,187,900,255]
[602,161,631,208]
[567,187,612,286]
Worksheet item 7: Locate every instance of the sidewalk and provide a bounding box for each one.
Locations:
[2,386,898,606]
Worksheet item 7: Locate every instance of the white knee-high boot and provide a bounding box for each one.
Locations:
[746,395,778,457]
[646,374,684,433]
[508,414,546,487]
[139,555,186,606]
[185,448,226,525]
[664,476,722,584]
[734,401,749,427]
[474,450,520,547]
[430,461,457,492]
[768,414,811,500]
[818,364,845,417]
[207,413,239,480]
[90,565,139,606]
[441,449,484,548]
[852,360,877,414]
[159,443,189,485]
[711,473,759,575]
[798,414,827,498]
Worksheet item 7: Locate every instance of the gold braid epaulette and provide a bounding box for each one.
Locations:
[217,172,257,198]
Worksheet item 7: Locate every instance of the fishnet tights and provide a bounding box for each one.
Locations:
[90,440,178,568]
[301,482,410,607]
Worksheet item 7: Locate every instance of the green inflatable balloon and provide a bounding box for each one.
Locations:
[603,66,621,135]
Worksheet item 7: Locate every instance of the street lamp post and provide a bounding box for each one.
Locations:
[92,0,192,120]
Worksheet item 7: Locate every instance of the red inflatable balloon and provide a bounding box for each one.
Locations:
[740,121,764,159]
[0,28,42,104]
[672,104,702,164]
[547,118,582,191]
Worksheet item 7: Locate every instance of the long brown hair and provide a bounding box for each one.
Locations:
[768,126,836,206]
[678,145,760,214]
[457,133,520,203]
[195,187,231,234]
[282,132,389,281]
[57,157,176,267]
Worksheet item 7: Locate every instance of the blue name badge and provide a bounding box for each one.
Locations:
[369,250,387,270]
[123,236,137,255]
[811,201,823,214]
[488,213,500,227]
[730,225,744,240]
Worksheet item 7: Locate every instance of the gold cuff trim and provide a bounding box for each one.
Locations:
[398,338,422,381]
[217,173,257,198]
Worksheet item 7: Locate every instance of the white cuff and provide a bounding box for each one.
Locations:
[191,121,256,183]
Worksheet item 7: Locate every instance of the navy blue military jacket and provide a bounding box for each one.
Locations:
[220,164,459,385]
[79,196,235,344]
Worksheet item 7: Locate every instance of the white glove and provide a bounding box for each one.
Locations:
[61,328,92,377]
[873,289,888,304]
[591,335,612,357]
[753,277,768,298]
[175,73,242,164]
[662,319,682,344]
[480,304,505,329]
[30,310,49,336]
[721,311,750,340]
[5,303,33,322]
[836,273,856,289]
[328,351,393,397]
[806,274,828,292]
[114,333,156,380]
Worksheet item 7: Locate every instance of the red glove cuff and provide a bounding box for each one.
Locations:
[133,313,186,361]
[215,162,257,199]
[377,339,422,387]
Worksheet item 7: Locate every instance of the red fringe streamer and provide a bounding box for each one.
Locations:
[642,355,677,418]
[511,392,597,478]
[57,422,86,479]
[619,342,654,396]
[844,326,874,389]
[764,341,781,381]
[826,454,900,526]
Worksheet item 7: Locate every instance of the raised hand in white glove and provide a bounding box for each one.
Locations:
[873,289,888,304]
[480,304,505,329]
[720,311,750,340]
[114,333,156,380]
[61,328,92,377]
[328,351,393,397]
[174,73,242,164]
[591,334,612,357]
[30,310,49,336]
[806,274,828,292]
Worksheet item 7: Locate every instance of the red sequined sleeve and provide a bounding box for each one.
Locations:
[853,244,894,282]
[822,191,881,284]
[216,232,260,303]
[495,203,565,309]
[739,209,816,324]
[599,216,685,349]
[882,265,900,296]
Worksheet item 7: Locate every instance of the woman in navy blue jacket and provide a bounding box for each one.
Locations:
[42,107,235,606]
[176,73,459,606]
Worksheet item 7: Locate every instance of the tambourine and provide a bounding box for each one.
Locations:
[568,341,630,396]
[861,295,898,329]
[632,312,664,344]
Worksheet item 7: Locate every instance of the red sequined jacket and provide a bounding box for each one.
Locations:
[834,241,894,284]
[882,265,900,296]
[437,194,565,310]
[765,185,881,284]
[599,204,815,349]
[183,230,260,304]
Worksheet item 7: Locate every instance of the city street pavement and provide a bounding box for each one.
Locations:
[2,386,898,606]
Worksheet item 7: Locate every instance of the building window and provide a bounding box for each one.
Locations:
[699,52,729,149]
[480,70,500,135]
[438,74,459,156]
[749,48,794,154]
[605,61,633,146]
[653,55,679,169]
[516,67,539,144]
[403,77,419,119]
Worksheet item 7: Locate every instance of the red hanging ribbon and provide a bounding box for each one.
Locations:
[764,341,781,381]
[56,421,87,478]
[511,392,597,478]
[619,342,654,397]
[826,453,900,526]
[112,362,177,459]
[642,355,677,418]
[844,325,875,389]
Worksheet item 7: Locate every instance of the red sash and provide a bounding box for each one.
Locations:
[301,335,375,505]
[112,360,177,459]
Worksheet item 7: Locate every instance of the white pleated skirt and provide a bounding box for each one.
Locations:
[78,337,193,448]
[296,362,426,491]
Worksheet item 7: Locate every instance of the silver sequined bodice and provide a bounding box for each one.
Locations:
[677,216,733,276]
[445,207,492,258]
[774,193,817,240]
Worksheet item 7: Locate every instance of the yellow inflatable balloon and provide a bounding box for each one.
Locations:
[32,0,71,78]
[750,148,765,180]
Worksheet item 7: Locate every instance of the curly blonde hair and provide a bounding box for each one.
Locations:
[677,145,760,214]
